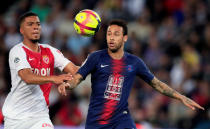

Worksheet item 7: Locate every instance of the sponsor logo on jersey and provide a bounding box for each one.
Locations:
[14,57,20,63]
[101,64,109,68]
[32,68,51,76]
[42,55,49,64]
[29,57,34,61]
[42,123,52,127]
[123,110,128,114]
[104,74,124,101]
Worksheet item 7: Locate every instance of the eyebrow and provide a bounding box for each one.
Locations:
[26,21,40,24]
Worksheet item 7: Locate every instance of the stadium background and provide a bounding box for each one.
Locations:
[0,0,209,129]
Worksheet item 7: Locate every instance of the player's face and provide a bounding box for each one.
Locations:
[20,16,41,43]
[106,25,127,52]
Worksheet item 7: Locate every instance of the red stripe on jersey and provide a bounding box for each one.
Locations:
[22,45,54,106]
[98,59,125,124]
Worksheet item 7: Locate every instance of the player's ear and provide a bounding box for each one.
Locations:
[123,35,128,42]
[20,27,23,35]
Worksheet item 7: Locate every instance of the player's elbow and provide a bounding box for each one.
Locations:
[18,69,35,84]
[21,75,35,84]
[22,78,33,84]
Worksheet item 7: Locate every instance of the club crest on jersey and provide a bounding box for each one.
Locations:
[42,55,49,64]
[127,65,133,72]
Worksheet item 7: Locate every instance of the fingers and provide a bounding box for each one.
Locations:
[183,101,195,110]
[183,98,205,110]
[191,101,205,110]
[58,83,68,96]
[61,74,74,82]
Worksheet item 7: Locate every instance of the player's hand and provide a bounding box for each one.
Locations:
[58,83,69,96]
[180,95,205,110]
[52,73,73,85]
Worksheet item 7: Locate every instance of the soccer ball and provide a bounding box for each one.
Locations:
[73,9,101,37]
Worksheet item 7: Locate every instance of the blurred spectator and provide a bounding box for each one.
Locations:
[122,0,145,20]
[57,9,76,37]
[41,14,56,44]
[4,24,21,50]
[15,0,31,18]
[143,35,162,71]
[128,9,152,42]
[54,92,83,126]
[66,35,91,56]
[31,0,51,22]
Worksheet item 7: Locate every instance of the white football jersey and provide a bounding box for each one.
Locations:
[2,42,70,119]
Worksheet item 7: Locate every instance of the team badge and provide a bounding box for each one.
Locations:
[127,65,133,72]
[14,57,20,63]
[42,55,49,64]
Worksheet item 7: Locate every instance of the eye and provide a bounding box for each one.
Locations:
[107,32,111,36]
[114,32,120,36]
[28,23,33,26]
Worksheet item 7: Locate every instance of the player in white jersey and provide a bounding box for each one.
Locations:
[2,12,79,129]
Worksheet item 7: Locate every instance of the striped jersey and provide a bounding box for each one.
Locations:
[78,49,154,127]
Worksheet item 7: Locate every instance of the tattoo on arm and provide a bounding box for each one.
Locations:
[149,77,182,99]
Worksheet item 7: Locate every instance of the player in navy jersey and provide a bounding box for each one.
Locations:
[58,19,204,129]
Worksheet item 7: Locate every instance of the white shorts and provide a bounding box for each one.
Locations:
[4,117,54,129]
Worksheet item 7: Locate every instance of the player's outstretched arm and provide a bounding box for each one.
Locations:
[149,77,204,110]
[63,62,80,75]
[58,73,83,96]
[18,68,72,85]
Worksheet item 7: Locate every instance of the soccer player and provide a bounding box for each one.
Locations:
[2,12,79,129]
[58,19,204,129]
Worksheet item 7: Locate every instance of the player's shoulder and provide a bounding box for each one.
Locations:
[39,43,54,49]
[91,49,106,54]
[125,52,139,59]
[125,52,144,62]
[89,49,106,57]
[9,42,25,54]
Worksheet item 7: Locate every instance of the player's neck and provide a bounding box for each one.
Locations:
[23,39,40,53]
[108,48,124,60]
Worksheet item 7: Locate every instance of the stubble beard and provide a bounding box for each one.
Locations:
[109,42,123,53]
[30,39,40,44]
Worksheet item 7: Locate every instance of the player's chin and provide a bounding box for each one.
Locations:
[30,38,40,43]
[109,47,118,53]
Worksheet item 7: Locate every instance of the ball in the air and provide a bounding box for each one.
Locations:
[73,9,101,37]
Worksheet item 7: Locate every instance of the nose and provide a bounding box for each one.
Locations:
[110,35,114,40]
[34,26,39,30]
[33,24,39,30]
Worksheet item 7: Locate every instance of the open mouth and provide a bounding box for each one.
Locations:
[109,42,114,47]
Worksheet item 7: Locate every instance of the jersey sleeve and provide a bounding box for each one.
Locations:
[136,57,154,83]
[48,46,71,71]
[77,52,98,79]
[9,47,31,72]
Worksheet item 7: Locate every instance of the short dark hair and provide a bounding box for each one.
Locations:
[108,19,128,35]
[18,12,38,26]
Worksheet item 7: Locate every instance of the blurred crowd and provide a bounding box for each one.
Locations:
[0,0,210,128]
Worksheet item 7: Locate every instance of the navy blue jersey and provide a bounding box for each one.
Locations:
[78,49,154,127]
